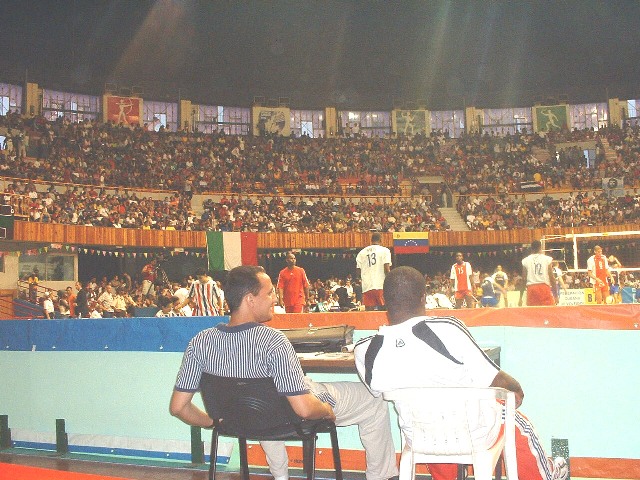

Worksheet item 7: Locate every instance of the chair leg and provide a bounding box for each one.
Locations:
[472,455,497,480]
[209,431,218,480]
[302,439,311,480]
[329,426,343,480]
[495,454,503,480]
[303,436,318,480]
[398,447,413,480]
[239,438,250,480]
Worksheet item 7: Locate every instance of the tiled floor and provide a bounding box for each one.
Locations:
[0,451,625,480]
[0,451,340,480]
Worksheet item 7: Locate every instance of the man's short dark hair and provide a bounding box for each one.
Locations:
[224,265,266,313]
[383,266,426,318]
[195,267,208,277]
[371,232,382,243]
[531,240,542,252]
[158,295,173,309]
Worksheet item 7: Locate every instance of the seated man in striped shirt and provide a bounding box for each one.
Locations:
[170,265,398,480]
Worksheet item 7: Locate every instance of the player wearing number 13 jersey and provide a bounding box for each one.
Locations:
[521,240,556,306]
[356,233,392,310]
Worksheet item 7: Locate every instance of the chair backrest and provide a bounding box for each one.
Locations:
[383,387,513,456]
[199,374,302,438]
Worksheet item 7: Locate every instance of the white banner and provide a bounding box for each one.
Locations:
[602,177,624,197]
[558,288,587,306]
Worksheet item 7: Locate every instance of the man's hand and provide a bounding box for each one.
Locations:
[322,406,336,423]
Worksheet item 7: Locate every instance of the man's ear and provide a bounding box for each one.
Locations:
[243,292,255,309]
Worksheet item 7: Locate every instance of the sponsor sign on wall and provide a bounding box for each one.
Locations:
[558,288,588,306]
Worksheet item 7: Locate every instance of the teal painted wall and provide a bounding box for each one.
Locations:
[1,325,639,461]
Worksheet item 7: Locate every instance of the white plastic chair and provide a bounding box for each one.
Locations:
[383,387,518,480]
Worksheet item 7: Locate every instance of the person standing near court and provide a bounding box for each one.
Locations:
[176,268,223,316]
[551,260,568,304]
[277,251,310,313]
[141,258,158,297]
[587,245,613,304]
[449,252,475,308]
[356,232,392,311]
[491,265,509,307]
[522,240,556,306]
[75,281,90,318]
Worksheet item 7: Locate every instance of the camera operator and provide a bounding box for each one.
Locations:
[141,258,158,297]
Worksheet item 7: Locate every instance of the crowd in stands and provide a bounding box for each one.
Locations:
[3,182,450,232]
[0,112,402,196]
[2,111,640,233]
[458,190,640,230]
[24,271,198,318]
[201,195,449,232]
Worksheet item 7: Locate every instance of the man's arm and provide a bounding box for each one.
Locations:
[176,285,194,311]
[169,390,215,428]
[384,263,391,274]
[557,272,568,291]
[491,278,507,295]
[278,287,285,307]
[286,393,335,422]
[547,263,557,290]
[490,370,524,408]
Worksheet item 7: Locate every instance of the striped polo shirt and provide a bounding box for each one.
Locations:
[174,322,335,406]
[188,278,220,316]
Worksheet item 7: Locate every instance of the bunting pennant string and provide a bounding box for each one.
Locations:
[0,242,638,261]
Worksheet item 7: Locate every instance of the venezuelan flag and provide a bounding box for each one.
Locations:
[393,232,429,254]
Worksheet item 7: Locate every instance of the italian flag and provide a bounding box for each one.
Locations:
[207,232,258,271]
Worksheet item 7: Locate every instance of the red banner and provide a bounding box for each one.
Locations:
[106,96,141,126]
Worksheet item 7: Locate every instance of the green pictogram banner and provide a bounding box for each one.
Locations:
[534,105,568,132]
[393,109,429,136]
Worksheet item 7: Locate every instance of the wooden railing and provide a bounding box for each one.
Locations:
[13,220,640,249]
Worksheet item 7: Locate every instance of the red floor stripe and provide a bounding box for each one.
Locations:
[0,463,133,480]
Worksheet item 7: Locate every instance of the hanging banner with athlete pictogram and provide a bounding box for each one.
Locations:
[533,105,568,133]
[104,95,142,126]
[392,109,430,136]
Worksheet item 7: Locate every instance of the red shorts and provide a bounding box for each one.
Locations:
[285,304,304,313]
[363,289,384,307]
[526,284,555,306]
[428,410,557,480]
[454,289,473,300]
[592,281,609,298]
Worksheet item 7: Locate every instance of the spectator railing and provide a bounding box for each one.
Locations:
[16,280,56,306]
[12,219,640,249]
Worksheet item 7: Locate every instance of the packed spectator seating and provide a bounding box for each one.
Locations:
[2,182,450,232]
[2,111,640,233]
[201,195,449,232]
[458,190,640,231]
